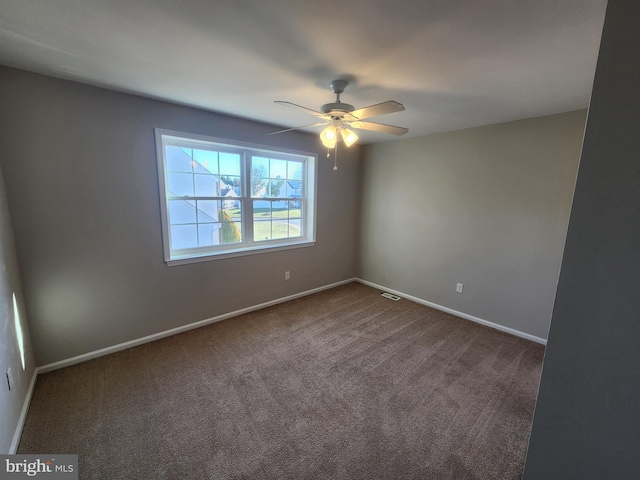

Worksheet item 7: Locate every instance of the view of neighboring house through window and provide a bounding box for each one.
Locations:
[252,156,303,241]
[155,129,316,264]
[165,145,242,250]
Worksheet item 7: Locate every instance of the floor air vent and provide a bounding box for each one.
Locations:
[381,292,401,301]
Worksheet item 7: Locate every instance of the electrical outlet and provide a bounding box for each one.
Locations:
[456,283,464,293]
[6,368,13,391]
[284,271,290,280]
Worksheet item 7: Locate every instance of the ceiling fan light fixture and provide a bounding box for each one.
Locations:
[273,79,407,158]
[341,128,359,147]
[320,125,337,148]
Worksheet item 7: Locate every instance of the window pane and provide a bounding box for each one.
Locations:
[252,198,303,242]
[271,220,289,240]
[272,200,286,212]
[197,223,221,247]
[219,219,242,244]
[254,220,272,241]
[220,152,241,176]
[166,146,193,172]
[285,180,302,198]
[268,178,286,197]
[288,199,302,214]
[193,150,218,174]
[197,200,220,223]
[253,199,270,219]
[169,199,197,225]
[274,200,289,239]
[252,157,269,197]
[194,174,218,196]
[289,218,302,238]
[167,172,194,196]
[253,156,269,170]
[231,221,242,240]
[288,161,303,180]
[221,176,241,199]
[253,200,295,241]
[171,225,198,250]
[271,159,287,178]
[222,202,242,222]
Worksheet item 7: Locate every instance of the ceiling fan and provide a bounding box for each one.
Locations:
[268,79,408,151]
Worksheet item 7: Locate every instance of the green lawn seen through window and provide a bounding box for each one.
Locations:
[226,207,301,219]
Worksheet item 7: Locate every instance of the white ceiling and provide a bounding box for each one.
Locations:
[0,0,607,144]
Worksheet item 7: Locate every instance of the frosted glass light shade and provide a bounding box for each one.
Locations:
[341,128,359,147]
[320,125,337,148]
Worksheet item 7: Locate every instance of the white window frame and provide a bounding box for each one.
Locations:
[155,129,317,266]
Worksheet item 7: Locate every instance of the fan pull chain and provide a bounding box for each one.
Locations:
[326,146,338,170]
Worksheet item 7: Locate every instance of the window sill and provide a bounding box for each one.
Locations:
[165,240,315,266]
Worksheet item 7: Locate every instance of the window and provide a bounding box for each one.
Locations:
[155,129,316,265]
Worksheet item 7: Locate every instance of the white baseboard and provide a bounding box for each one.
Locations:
[9,368,38,454]
[37,278,357,374]
[355,278,547,345]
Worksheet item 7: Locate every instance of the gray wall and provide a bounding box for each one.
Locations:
[524,0,640,478]
[357,111,586,341]
[0,67,360,366]
[0,161,35,453]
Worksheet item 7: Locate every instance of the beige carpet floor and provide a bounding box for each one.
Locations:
[19,282,544,479]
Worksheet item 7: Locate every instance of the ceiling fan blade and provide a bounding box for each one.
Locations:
[350,101,405,120]
[267,122,328,135]
[352,121,409,136]
[274,101,330,119]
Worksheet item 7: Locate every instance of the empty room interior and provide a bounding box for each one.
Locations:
[2,1,640,479]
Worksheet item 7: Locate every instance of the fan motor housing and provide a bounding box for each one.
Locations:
[321,102,355,115]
